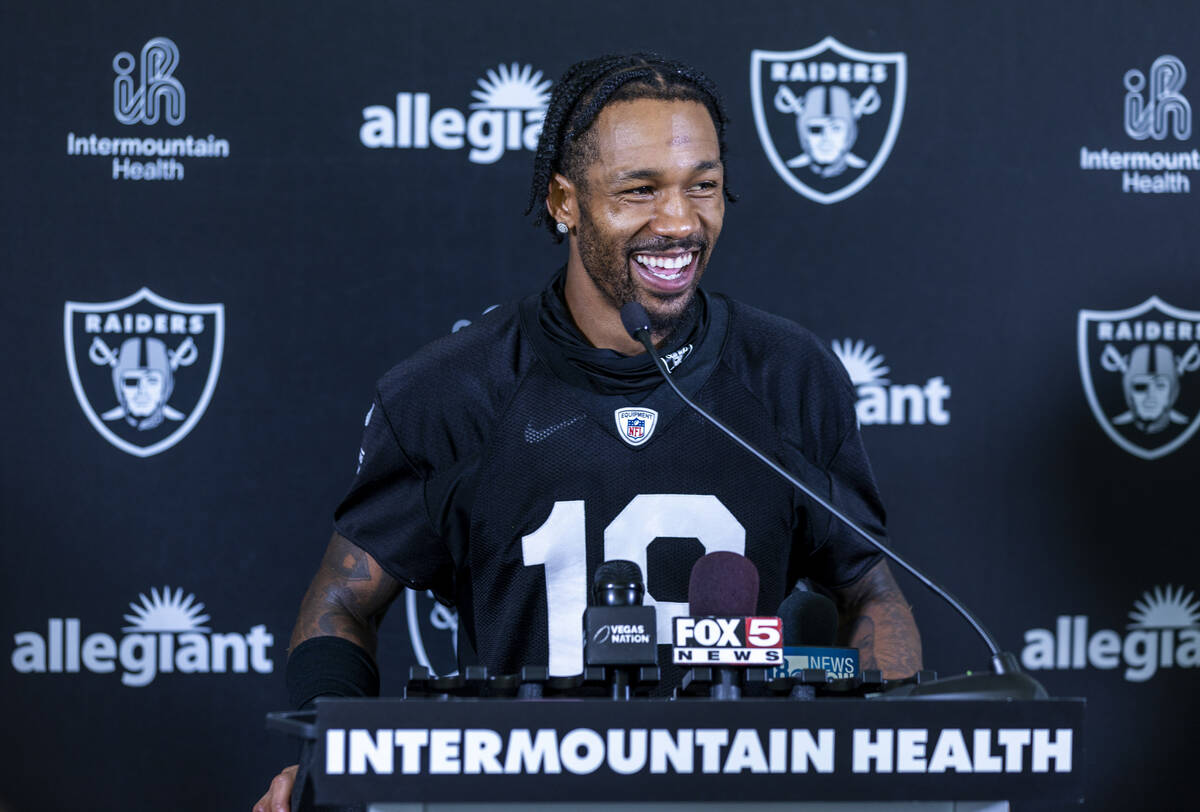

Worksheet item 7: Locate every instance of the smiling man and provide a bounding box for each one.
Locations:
[256,54,920,812]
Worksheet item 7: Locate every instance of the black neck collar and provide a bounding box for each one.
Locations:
[523,270,710,396]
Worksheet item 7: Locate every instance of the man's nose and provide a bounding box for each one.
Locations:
[650,190,699,240]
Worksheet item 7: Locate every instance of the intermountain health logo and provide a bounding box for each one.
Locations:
[360,62,551,164]
[1078,296,1200,459]
[10,586,274,687]
[65,37,231,180]
[64,288,225,457]
[1078,54,1196,194]
[1021,585,1200,683]
[751,38,907,204]
[832,339,950,426]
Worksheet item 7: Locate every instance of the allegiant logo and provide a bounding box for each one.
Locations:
[9,586,274,687]
[1020,585,1200,683]
[360,63,551,165]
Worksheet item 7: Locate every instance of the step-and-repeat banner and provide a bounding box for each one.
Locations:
[3,2,1196,809]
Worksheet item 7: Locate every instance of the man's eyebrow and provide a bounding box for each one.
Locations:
[612,168,660,182]
[610,160,722,182]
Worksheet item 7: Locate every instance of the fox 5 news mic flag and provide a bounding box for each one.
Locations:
[672,616,783,665]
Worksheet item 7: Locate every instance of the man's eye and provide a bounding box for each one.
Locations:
[624,186,653,195]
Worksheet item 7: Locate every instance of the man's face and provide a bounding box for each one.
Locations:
[573,98,724,333]
[1129,373,1173,421]
[121,369,166,416]
[802,116,850,164]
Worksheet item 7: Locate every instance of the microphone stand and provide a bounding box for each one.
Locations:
[622,303,1045,700]
[591,566,654,700]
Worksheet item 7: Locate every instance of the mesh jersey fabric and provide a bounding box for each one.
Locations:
[333,280,887,680]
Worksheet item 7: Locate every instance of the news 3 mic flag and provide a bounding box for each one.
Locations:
[769,647,861,680]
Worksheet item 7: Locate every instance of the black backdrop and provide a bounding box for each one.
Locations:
[3,2,1197,809]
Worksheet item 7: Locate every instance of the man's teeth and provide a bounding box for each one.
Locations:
[635,252,694,277]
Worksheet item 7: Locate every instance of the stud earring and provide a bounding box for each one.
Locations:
[556,222,569,234]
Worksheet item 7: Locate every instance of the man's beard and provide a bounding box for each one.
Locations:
[576,204,706,336]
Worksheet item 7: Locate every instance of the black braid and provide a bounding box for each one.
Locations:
[525,53,736,242]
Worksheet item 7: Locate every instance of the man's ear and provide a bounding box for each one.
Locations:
[546,173,578,230]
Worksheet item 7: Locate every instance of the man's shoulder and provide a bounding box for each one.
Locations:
[372,301,533,437]
[714,295,857,459]
[720,296,850,389]
[377,302,524,386]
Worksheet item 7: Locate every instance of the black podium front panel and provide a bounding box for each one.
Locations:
[297,698,1084,806]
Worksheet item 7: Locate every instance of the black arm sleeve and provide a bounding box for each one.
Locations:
[286,636,381,711]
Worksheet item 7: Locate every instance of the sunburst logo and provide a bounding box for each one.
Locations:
[122,586,210,632]
[832,339,890,385]
[1128,585,1200,629]
[831,338,950,426]
[470,63,552,112]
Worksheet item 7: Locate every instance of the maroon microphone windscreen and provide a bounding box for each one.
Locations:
[687,551,760,616]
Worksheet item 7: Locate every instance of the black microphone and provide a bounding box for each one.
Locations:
[593,560,645,607]
[778,582,839,648]
[621,300,1045,700]
[776,581,859,696]
[584,560,657,699]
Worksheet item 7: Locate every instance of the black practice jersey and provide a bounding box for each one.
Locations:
[334,284,886,678]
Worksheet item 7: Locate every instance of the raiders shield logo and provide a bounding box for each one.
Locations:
[64,288,225,457]
[751,37,907,204]
[405,588,459,677]
[615,406,658,447]
[1078,296,1200,459]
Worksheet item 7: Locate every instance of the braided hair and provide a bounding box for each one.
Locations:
[525,53,735,242]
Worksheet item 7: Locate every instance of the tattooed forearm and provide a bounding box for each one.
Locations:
[845,616,877,670]
[831,559,923,679]
[289,532,401,654]
[330,544,373,581]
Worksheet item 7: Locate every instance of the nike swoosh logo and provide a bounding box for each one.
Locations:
[525,415,583,443]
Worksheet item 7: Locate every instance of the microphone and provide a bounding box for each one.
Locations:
[778,582,839,648]
[621,300,1045,700]
[775,581,860,694]
[583,560,657,699]
[688,550,758,616]
[593,560,645,607]
[675,552,782,700]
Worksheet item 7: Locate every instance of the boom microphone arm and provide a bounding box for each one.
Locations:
[619,301,1045,699]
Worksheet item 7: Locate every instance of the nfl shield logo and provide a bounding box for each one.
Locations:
[1078,296,1200,459]
[64,287,225,457]
[615,407,658,447]
[751,37,907,204]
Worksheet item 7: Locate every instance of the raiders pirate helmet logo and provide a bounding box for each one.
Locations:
[1078,296,1200,459]
[751,37,907,204]
[64,288,225,457]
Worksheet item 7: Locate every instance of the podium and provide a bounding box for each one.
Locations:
[268,683,1084,811]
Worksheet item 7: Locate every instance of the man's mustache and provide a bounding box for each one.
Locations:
[626,238,706,256]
